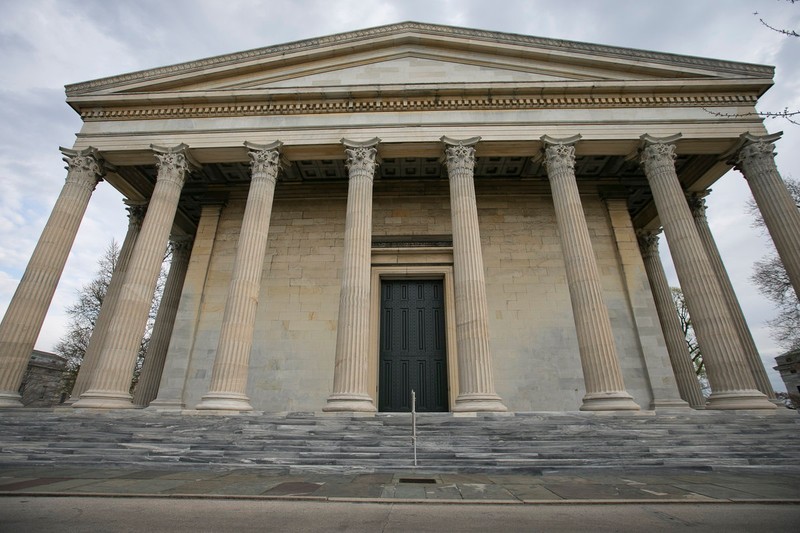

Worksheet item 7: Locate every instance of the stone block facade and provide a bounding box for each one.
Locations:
[166,182,670,412]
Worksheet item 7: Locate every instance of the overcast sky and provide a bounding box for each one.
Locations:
[0,0,798,392]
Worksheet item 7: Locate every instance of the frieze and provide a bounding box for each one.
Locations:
[66,22,773,96]
[78,93,758,121]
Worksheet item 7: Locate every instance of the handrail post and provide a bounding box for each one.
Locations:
[411,389,417,467]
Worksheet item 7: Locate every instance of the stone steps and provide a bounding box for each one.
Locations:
[0,408,797,473]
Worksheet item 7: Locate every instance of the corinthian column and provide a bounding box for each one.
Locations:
[133,235,192,407]
[688,194,776,401]
[637,230,705,409]
[542,136,639,411]
[74,144,194,409]
[0,147,104,407]
[640,134,773,409]
[441,136,506,412]
[197,141,282,411]
[734,132,800,298]
[324,138,380,412]
[149,202,224,410]
[68,201,146,402]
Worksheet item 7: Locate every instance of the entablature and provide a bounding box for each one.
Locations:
[68,78,768,122]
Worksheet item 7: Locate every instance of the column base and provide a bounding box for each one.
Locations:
[323,393,377,413]
[72,390,135,409]
[652,398,692,410]
[196,392,253,411]
[706,390,777,410]
[0,392,24,408]
[453,393,507,413]
[580,391,641,411]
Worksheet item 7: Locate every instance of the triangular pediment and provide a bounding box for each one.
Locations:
[202,56,588,90]
[66,21,774,102]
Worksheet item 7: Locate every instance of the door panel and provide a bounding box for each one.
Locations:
[379,279,447,412]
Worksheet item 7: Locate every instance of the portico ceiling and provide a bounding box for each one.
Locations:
[118,152,710,235]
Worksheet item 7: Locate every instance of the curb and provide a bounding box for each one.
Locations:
[2,491,800,505]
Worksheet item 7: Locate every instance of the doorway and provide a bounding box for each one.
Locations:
[378,279,448,412]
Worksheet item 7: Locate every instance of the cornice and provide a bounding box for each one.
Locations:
[64,22,774,96]
[78,93,759,121]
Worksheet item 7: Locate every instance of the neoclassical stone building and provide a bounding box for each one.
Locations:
[1,22,798,413]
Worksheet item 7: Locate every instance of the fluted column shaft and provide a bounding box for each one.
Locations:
[442,137,506,412]
[0,148,103,407]
[150,204,223,410]
[735,136,800,299]
[74,145,191,409]
[638,230,706,408]
[543,139,639,411]
[640,137,773,409]
[133,236,192,407]
[605,199,687,409]
[196,142,281,411]
[68,202,146,402]
[689,196,776,400]
[324,139,380,412]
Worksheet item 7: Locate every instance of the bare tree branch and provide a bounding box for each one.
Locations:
[755,1,800,38]
[701,107,800,126]
[747,176,800,350]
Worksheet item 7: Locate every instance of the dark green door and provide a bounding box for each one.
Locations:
[379,279,448,412]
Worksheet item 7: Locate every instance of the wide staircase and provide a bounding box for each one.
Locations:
[0,409,797,473]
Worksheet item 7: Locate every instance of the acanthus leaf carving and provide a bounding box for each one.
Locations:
[736,140,776,167]
[443,144,476,175]
[636,229,661,258]
[543,143,576,174]
[640,141,677,176]
[154,150,190,186]
[344,145,379,177]
[248,147,282,181]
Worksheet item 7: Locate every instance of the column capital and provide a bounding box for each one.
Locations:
[541,133,582,147]
[636,228,662,258]
[151,144,199,186]
[735,136,782,169]
[441,136,480,174]
[341,137,381,176]
[123,200,147,229]
[60,146,105,192]
[686,192,709,221]
[723,131,783,167]
[169,235,194,258]
[245,140,285,180]
[639,134,681,176]
[541,134,582,174]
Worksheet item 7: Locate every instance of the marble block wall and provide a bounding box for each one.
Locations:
[175,183,663,411]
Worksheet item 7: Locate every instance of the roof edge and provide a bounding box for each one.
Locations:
[64,21,776,96]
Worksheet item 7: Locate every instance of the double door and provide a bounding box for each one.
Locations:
[379,279,448,412]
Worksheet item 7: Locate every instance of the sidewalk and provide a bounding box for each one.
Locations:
[2,466,799,504]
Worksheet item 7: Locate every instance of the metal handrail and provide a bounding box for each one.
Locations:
[411,389,417,467]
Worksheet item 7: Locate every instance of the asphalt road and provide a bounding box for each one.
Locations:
[1,497,799,532]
